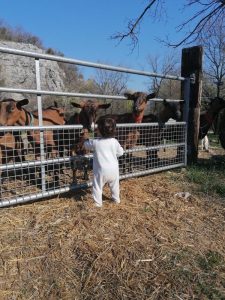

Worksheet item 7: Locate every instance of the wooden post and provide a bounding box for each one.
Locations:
[181,46,203,164]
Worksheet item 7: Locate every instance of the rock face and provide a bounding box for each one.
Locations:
[0,40,66,108]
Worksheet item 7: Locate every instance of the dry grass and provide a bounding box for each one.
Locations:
[0,150,225,299]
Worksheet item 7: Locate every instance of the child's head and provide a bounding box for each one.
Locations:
[97,117,116,138]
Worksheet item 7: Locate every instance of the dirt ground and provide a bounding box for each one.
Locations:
[0,149,225,299]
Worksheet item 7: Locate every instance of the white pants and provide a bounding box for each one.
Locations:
[92,169,120,206]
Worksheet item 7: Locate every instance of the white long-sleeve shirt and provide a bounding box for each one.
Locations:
[84,138,124,173]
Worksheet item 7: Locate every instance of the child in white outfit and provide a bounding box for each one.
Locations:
[84,117,124,207]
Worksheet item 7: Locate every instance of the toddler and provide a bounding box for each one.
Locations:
[84,117,124,207]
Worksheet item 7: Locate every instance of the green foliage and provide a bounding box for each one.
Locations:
[197,250,224,272]
[163,249,225,299]
[185,156,225,197]
[196,282,225,300]
[0,20,43,47]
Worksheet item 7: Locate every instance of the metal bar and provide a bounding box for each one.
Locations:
[35,58,46,192]
[116,122,186,128]
[0,46,185,81]
[152,99,184,102]
[119,163,185,180]
[0,87,184,102]
[0,122,186,131]
[0,182,92,208]
[124,143,185,153]
[0,162,184,208]
[0,142,185,171]
[0,157,71,171]
[0,124,83,131]
[0,87,127,100]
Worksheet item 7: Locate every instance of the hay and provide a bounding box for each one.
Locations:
[0,151,225,299]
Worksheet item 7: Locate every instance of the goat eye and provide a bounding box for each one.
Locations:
[7,105,14,113]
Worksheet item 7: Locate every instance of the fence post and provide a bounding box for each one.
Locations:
[181,46,203,164]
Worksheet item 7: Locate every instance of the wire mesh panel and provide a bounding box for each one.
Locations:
[0,125,92,207]
[0,122,186,207]
[117,122,186,178]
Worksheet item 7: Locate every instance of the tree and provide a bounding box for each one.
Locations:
[92,68,129,114]
[146,52,181,114]
[93,68,128,95]
[199,17,225,98]
[0,19,43,47]
[112,0,225,48]
[146,52,180,98]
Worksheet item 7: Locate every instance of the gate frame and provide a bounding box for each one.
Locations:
[0,46,190,207]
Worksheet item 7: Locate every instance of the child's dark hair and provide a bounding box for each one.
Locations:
[97,117,116,138]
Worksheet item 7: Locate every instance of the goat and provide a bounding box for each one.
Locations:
[199,97,225,140]
[0,98,66,186]
[98,92,156,124]
[176,96,225,159]
[60,92,156,180]
[178,97,225,155]
[56,100,111,155]
[0,98,65,158]
[57,99,111,183]
[70,128,91,183]
[65,93,155,180]
[97,92,156,173]
[138,100,182,168]
[69,100,111,130]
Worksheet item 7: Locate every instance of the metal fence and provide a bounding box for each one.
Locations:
[0,47,189,207]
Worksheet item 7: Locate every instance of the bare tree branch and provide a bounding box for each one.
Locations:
[112,0,225,48]
[111,0,160,50]
[169,3,224,47]
[199,16,225,97]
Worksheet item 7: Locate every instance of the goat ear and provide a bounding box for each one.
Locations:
[163,99,169,106]
[16,99,29,109]
[71,102,83,108]
[54,101,58,108]
[124,92,134,100]
[147,92,156,100]
[98,103,111,109]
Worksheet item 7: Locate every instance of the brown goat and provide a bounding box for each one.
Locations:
[0,98,66,187]
[95,92,156,173]
[52,99,111,183]
[199,97,225,140]
[0,98,65,159]
[71,128,91,183]
[68,99,111,130]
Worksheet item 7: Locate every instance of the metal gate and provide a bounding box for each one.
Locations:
[0,47,190,207]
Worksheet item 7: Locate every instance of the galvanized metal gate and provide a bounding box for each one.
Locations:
[0,47,190,207]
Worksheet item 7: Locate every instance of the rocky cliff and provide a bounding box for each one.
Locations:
[0,40,66,108]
